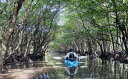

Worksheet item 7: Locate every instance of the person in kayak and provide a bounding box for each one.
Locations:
[64,49,79,75]
[65,48,78,62]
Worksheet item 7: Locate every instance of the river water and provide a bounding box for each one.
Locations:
[33,56,128,79]
[1,55,128,79]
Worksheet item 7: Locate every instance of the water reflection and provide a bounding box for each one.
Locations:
[2,57,128,79]
[33,58,128,79]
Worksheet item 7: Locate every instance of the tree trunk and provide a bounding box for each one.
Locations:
[1,0,25,72]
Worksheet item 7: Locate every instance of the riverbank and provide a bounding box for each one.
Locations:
[0,52,60,79]
[0,66,66,79]
[0,67,44,79]
[0,68,38,79]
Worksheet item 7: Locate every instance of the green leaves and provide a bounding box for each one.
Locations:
[0,0,127,52]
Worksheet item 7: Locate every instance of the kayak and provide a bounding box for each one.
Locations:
[64,58,79,75]
[64,58,78,67]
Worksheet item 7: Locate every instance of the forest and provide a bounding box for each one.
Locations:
[0,0,128,79]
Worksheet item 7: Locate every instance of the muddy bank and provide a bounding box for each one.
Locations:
[0,67,58,79]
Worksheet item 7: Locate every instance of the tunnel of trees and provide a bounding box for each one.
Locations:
[0,0,128,72]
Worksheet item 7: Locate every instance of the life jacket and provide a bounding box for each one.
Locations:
[69,53,76,61]
[69,53,75,59]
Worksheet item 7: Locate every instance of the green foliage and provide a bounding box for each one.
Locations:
[0,0,127,52]
[50,0,128,52]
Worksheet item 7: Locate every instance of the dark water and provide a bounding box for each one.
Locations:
[33,59,128,79]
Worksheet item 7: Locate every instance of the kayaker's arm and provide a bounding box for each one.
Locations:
[65,53,70,58]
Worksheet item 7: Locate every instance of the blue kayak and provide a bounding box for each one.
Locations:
[64,58,78,67]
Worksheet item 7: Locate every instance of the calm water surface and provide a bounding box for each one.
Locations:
[33,58,128,79]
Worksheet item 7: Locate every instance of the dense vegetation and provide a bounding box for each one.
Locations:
[0,0,128,72]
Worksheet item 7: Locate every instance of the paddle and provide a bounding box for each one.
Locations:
[53,56,88,60]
